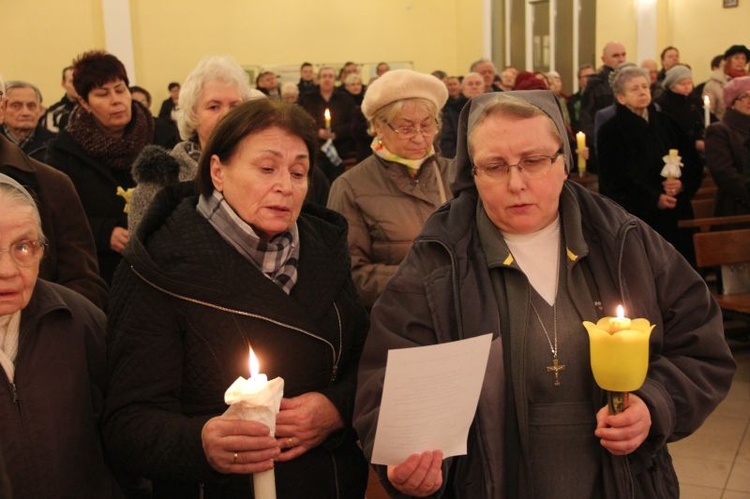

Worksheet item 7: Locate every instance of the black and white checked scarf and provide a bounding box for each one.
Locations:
[197,191,300,294]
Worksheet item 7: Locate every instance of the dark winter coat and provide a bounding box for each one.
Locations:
[597,102,703,261]
[0,126,57,163]
[103,185,369,498]
[655,89,706,145]
[45,128,136,284]
[704,108,750,215]
[0,136,107,308]
[354,91,735,498]
[0,280,119,498]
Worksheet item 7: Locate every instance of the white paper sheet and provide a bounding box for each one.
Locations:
[370,334,493,465]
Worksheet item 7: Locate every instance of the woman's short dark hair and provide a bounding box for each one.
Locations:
[197,99,318,196]
[72,50,129,102]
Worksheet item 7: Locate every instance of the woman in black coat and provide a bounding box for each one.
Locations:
[103,99,368,498]
[655,65,707,155]
[598,66,702,264]
[45,50,153,284]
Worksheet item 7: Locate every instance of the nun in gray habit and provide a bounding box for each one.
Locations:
[353,90,735,498]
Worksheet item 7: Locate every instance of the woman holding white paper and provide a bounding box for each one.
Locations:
[104,99,369,498]
[353,91,735,498]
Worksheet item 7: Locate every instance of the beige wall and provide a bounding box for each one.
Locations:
[2,0,746,114]
[596,0,748,84]
[2,0,104,108]
[1,0,483,114]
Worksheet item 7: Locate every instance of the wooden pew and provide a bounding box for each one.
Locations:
[693,228,750,322]
[678,214,750,233]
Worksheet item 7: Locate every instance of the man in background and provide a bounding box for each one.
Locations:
[1,81,56,162]
[298,62,317,95]
[43,66,77,133]
[579,41,627,171]
[567,64,596,134]
[470,58,502,93]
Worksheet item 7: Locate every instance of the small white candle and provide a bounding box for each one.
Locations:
[324,108,332,134]
[703,95,710,128]
[224,347,284,499]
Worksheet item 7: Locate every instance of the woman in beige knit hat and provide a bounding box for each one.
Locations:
[327,69,452,308]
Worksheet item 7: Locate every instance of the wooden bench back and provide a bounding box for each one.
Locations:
[694,229,750,268]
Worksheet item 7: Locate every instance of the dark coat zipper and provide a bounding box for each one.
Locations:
[131,266,344,383]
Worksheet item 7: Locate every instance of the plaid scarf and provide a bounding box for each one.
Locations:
[197,191,300,294]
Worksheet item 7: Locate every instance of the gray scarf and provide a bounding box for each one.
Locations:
[197,191,300,294]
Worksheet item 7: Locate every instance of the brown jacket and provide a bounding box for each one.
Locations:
[0,136,107,309]
[327,154,453,307]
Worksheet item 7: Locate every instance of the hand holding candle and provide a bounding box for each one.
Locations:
[224,347,284,499]
[575,132,587,178]
[583,305,653,414]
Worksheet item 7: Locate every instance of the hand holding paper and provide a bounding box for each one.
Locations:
[371,334,493,466]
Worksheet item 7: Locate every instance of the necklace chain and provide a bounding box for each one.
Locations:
[530,300,557,358]
[528,254,565,386]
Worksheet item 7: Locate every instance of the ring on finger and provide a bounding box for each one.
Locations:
[233,452,238,464]
[287,437,296,448]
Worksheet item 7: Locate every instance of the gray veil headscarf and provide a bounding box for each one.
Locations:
[450,90,573,197]
[0,173,37,203]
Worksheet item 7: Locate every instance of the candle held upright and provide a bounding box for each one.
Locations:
[224,347,284,499]
[324,108,332,135]
[575,132,587,178]
[583,306,653,414]
[703,95,711,129]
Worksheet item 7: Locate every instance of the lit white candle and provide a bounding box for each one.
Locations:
[703,95,710,128]
[575,132,587,177]
[324,108,332,134]
[224,347,284,499]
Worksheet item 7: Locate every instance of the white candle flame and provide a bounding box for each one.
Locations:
[324,108,331,121]
[616,305,625,319]
[249,346,260,378]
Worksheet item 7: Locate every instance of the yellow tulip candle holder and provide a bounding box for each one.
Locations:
[583,306,654,414]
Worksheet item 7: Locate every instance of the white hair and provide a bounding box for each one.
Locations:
[280,82,299,97]
[177,55,257,140]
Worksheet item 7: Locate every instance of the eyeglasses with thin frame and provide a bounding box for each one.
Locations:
[472,150,564,179]
[0,239,47,267]
[386,120,439,139]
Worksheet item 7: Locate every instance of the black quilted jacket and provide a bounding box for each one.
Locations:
[103,184,368,498]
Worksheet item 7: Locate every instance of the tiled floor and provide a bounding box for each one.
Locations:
[670,332,750,498]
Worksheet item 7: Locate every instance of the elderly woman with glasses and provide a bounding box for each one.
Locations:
[0,174,119,497]
[354,91,734,498]
[327,69,452,308]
